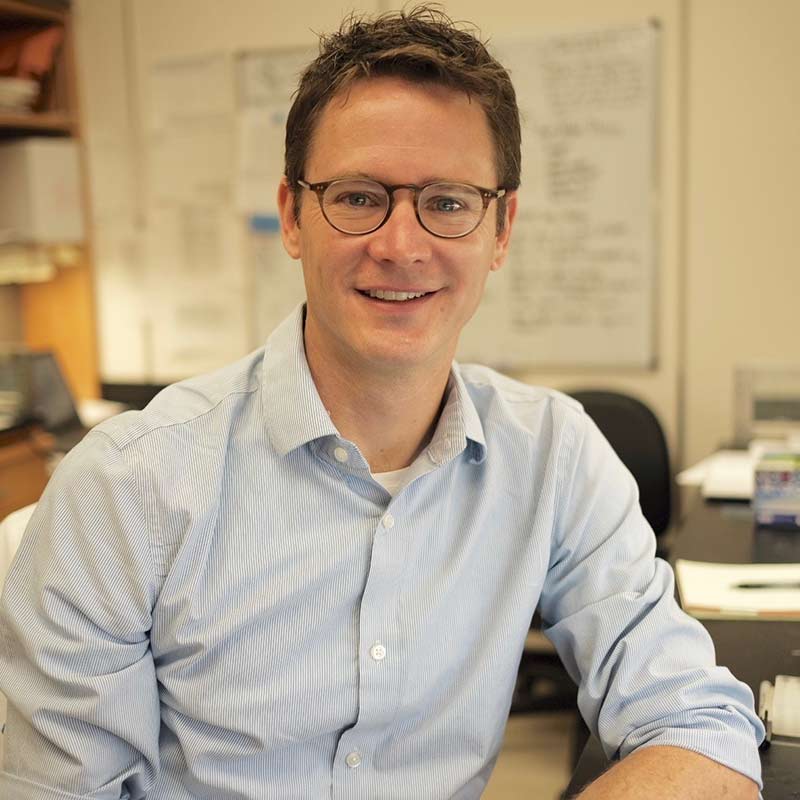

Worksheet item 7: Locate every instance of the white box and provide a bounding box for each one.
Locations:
[0,138,85,243]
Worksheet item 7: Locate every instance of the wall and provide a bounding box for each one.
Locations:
[684,0,800,465]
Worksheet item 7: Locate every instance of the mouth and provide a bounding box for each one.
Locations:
[357,288,436,302]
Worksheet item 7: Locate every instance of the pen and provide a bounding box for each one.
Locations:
[733,582,800,590]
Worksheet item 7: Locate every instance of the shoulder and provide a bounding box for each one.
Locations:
[456,362,588,442]
[92,348,265,453]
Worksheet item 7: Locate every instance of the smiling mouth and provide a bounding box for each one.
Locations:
[359,288,433,302]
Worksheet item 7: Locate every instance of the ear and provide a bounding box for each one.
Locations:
[277,177,302,260]
[490,191,518,272]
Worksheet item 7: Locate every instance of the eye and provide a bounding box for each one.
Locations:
[420,184,481,216]
[325,181,387,210]
[429,196,466,214]
[333,191,380,207]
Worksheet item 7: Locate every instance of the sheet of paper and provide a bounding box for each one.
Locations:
[143,205,250,378]
[249,225,306,344]
[676,453,720,486]
[700,450,755,499]
[148,284,252,383]
[234,48,314,216]
[236,106,286,215]
[772,675,800,738]
[676,559,800,619]
[150,53,234,130]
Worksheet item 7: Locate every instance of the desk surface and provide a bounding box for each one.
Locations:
[564,499,800,799]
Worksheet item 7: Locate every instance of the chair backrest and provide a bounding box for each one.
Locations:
[569,391,672,537]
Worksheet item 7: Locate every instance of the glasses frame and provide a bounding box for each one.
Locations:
[296,178,507,239]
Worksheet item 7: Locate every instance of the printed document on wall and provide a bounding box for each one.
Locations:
[142,53,251,377]
[236,48,315,216]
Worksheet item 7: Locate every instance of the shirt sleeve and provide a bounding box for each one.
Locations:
[538,409,765,788]
[0,431,160,799]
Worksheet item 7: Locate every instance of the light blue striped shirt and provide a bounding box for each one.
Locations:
[1,306,763,799]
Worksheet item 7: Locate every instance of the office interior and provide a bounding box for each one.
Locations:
[1,0,799,796]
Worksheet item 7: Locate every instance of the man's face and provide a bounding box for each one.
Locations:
[278,76,516,378]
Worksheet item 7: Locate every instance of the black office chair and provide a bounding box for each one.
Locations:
[569,390,672,545]
[512,390,674,767]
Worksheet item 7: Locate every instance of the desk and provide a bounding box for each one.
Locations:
[0,424,53,520]
[564,498,800,799]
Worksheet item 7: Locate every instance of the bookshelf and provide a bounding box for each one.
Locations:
[0,0,98,400]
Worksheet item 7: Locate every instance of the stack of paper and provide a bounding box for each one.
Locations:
[760,676,800,739]
[676,450,755,500]
[675,560,800,620]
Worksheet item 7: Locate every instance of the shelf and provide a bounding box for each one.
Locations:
[0,1,66,24]
[0,0,74,135]
[0,110,74,135]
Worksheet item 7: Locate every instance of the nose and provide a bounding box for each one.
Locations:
[365,189,433,267]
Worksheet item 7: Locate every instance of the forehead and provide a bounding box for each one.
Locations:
[305,76,497,185]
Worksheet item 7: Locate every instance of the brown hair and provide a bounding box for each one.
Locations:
[284,5,521,229]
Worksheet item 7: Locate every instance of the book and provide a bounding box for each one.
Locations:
[754,453,800,528]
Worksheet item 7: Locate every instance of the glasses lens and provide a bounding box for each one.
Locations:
[419,183,484,237]
[321,180,390,234]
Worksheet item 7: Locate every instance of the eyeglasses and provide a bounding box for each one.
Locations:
[297,178,506,239]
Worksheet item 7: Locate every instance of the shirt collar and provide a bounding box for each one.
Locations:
[261,303,487,464]
[431,364,487,465]
[261,304,339,455]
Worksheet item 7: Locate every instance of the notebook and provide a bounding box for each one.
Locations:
[675,559,800,620]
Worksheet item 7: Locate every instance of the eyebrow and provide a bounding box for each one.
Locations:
[322,172,469,185]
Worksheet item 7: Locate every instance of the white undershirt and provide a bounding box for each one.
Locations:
[371,465,416,497]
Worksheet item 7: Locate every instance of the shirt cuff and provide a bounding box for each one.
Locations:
[623,708,764,790]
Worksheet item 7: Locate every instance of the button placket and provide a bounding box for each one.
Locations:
[331,502,407,797]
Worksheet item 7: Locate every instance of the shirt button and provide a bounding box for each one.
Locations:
[370,642,387,661]
[333,446,349,463]
[382,513,394,530]
[345,751,362,769]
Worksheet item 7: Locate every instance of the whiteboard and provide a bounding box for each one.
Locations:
[459,22,660,369]
[236,23,660,370]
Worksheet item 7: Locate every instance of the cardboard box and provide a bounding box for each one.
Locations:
[754,453,800,529]
[0,137,84,243]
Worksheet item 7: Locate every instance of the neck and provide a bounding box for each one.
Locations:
[304,331,452,473]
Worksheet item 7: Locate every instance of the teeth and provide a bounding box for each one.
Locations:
[365,289,428,301]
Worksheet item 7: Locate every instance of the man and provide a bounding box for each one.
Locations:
[0,7,762,799]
